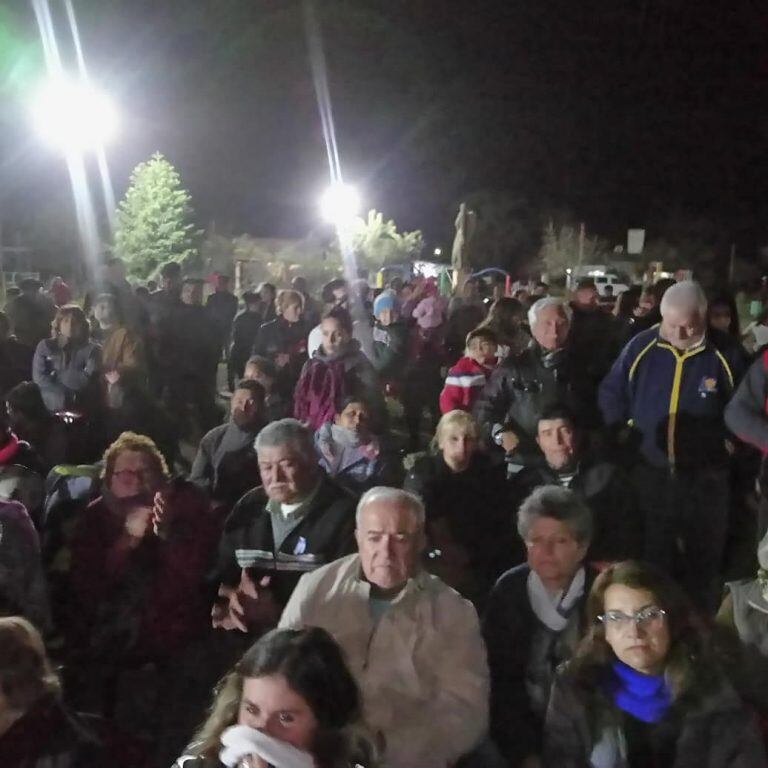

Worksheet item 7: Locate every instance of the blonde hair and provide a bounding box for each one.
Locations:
[193,669,242,761]
[276,289,305,314]
[435,410,480,447]
[0,617,61,711]
[102,431,169,485]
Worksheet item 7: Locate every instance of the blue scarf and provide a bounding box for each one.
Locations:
[612,660,672,723]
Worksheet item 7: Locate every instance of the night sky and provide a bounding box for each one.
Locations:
[3,0,768,265]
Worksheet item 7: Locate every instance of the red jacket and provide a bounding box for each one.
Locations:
[439,356,495,414]
[67,484,221,659]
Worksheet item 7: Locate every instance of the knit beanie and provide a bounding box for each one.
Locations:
[373,290,399,317]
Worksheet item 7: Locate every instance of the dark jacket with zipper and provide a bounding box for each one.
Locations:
[213,473,357,609]
[599,328,744,469]
[473,342,600,450]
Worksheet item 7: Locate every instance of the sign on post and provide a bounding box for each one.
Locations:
[627,229,646,255]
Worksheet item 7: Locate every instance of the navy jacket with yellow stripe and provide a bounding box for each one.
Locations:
[599,327,744,469]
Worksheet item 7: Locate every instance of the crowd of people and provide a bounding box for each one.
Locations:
[2,261,768,767]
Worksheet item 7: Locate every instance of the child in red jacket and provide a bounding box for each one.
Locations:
[439,327,498,413]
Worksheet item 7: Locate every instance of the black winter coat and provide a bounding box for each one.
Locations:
[544,664,767,768]
[213,474,357,610]
[404,452,521,604]
[229,310,264,379]
[473,343,600,450]
[483,564,597,768]
[253,317,309,396]
[206,291,238,340]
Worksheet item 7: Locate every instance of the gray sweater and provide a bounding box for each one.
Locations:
[725,352,768,451]
[32,338,101,413]
[189,421,262,505]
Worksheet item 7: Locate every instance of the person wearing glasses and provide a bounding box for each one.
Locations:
[62,432,221,734]
[543,561,766,768]
[483,485,595,768]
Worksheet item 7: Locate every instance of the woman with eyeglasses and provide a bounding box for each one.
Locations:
[61,432,221,729]
[482,485,595,768]
[543,560,766,768]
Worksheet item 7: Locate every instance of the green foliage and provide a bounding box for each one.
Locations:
[341,210,424,272]
[539,219,611,279]
[113,153,202,279]
[198,210,422,288]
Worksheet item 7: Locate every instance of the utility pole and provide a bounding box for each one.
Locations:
[576,221,586,272]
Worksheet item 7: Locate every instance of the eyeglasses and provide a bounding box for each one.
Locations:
[598,606,666,630]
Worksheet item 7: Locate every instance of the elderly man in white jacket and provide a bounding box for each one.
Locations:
[279,486,490,768]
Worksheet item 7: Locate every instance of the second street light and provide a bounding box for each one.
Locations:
[320,182,360,229]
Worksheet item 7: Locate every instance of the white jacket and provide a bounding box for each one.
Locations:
[279,553,489,768]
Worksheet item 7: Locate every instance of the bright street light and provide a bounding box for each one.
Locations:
[31,76,118,153]
[320,182,360,227]
[434,247,442,256]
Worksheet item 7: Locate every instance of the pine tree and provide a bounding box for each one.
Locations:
[114,152,201,279]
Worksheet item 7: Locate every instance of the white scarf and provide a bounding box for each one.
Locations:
[219,725,315,768]
[527,567,585,632]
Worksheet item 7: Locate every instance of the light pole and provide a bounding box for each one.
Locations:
[320,182,360,229]
[31,76,118,153]
[30,75,119,270]
[320,181,369,346]
[320,181,361,283]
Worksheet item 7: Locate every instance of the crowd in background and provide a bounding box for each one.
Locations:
[2,260,768,767]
